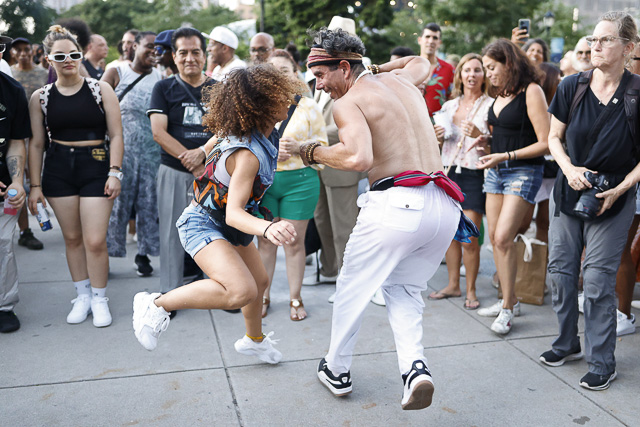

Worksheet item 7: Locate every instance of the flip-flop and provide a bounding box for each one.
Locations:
[428,290,462,300]
[464,299,480,310]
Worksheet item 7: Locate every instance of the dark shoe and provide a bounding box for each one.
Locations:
[134,254,153,277]
[317,357,352,396]
[401,360,434,410]
[224,309,241,313]
[0,310,20,332]
[18,228,43,250]
[539,347,583,367]
[169,310,177,319]
[579,371,617,391]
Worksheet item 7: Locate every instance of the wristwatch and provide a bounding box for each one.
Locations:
[108,170,123,181]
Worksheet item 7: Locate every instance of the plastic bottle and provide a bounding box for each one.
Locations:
[3,189,18,215]
[36,202,53,231]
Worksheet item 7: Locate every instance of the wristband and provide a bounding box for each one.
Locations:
[110,165,122,171]
[199,146,207,156]
[263,222,275,238]
[512,151,518,161]
[30,184,41,188]
[507,152,511,161]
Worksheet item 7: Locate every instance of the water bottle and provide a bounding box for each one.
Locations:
[3,189,18,215]
[36,202,53,231]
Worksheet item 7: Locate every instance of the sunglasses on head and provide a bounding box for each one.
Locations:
[48,52,83,62]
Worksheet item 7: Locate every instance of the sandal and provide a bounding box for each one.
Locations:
[262,297,270,318]
[464,299,480,310]
[290,299,306,321]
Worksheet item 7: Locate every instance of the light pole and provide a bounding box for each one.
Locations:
[543,11,555,40]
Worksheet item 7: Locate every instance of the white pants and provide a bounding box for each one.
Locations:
[326,183,460,375]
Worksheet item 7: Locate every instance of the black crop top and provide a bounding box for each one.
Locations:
[488,89,543,166]
[47,80,107,141]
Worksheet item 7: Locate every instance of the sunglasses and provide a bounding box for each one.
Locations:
[0,44,5,53]
[153,46,166,56]
[47,52,83,62]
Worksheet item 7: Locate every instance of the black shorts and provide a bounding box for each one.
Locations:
[447,167,485,214]
[42,142,109,198]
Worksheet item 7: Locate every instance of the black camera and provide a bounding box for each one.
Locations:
[573,171,611,220]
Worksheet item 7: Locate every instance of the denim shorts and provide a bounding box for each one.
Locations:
[176,203,226,258]
[483,165,543,204]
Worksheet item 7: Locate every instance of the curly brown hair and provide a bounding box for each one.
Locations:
[202,64,306,139]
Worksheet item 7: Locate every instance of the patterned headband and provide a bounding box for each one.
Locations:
[307,47,363,67]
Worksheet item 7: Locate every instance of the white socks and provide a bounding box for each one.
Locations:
[74,279,91,296]
[92,287,106,299]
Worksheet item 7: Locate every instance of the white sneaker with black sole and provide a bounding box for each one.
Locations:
[401,360,435,410]
[317,358,352,396]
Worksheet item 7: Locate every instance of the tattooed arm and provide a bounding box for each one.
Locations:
[0,139,27,207]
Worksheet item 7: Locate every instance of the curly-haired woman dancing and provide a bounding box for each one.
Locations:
[132,65,305,362]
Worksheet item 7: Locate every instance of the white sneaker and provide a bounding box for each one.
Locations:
[491,308,514,334]
[401,360,434,410]
[91,296,112,327]
[132,292,170,351]
[328,291,336,303]
[234,331,282,364]
[303,273,338,286]
[578,291,584,314]
[631,300,640,310]
[67,294,92,324]
[478,300,520,317]
[371,288,386,306]
[616,310,636,337]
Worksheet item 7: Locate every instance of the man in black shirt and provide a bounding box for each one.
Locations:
[82,34,108,79]
[0,70,30,333]
[147,27,215,294]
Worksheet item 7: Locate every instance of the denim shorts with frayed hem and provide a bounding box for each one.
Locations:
[176,203,227,259]
[483,165,543,205]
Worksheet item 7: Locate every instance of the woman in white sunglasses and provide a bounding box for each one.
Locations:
[27,25,124,328]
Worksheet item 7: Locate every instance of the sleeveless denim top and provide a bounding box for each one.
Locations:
[193,130,278,219]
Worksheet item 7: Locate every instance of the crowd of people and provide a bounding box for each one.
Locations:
[1,10,639,409]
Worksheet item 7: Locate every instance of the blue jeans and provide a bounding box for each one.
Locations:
[176,203,226,259]
[483,165,543,204]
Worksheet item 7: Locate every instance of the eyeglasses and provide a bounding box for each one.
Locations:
[47,52,83,62]
[154,46,166,56]
[575,50,591,56]
[250,47,271,53]
[585,35,629,48]
[0,44,5,53]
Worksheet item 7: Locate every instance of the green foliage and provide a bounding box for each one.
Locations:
[62,0,238,47]
[62,0,154,46]
[262,0,394,64]
[0,0,57,43]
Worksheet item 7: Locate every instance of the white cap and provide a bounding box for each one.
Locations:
[328,16,356,36]
[203,26,238,50]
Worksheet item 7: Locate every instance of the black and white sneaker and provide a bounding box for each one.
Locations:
[317,358,352,396]
[401,360,435,410]
[134,254,153,277]
[579,371,617,391]
[539,347,583,367]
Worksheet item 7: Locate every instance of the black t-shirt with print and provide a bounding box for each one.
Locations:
[0,73,31,202]
[548,72,638,219]
[147,76,216,173]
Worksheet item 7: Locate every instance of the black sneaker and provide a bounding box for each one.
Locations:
[18,228,43,250]
[134,254,153,277]
[580,371,617,391]
[401,360,434,410]
[317,358,352,396]
[539,347,583,367]
[0,310,20,333]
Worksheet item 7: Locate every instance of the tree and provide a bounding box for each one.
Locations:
[262,0,395,64]
[0,0,57,43]
[62,0,154,45]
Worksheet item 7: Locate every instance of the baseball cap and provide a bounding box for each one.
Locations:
[11,37,31,46]
[0,35,13,45]
[203,26,238,50]
[154,30,174,48]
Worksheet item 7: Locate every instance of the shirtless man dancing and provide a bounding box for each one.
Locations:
[301,28,467,410]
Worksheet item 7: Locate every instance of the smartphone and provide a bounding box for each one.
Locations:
[518,19,530,41]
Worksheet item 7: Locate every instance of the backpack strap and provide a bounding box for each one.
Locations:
[624,73,640,145]
[85,77,105,114]
[39,83,54,144]
[567,69,593,125]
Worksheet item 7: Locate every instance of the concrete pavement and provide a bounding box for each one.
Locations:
[1,213,639,426]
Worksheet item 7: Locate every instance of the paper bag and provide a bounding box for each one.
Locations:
[498,234,547,305]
